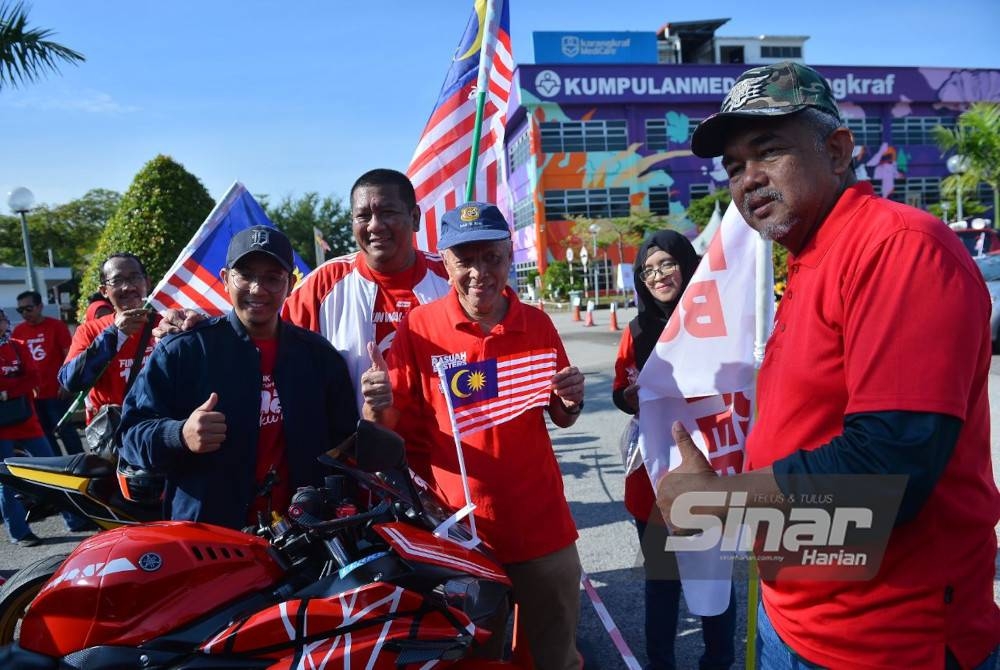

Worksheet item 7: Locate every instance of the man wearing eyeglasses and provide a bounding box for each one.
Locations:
[12,290,84,456]
[118,227,357,528]
[59,253,160,425]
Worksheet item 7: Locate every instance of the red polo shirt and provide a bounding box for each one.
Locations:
[748,182,1000,668]
[387,287,578,563]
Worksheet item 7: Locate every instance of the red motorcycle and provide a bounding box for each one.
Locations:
[0,421,519,668]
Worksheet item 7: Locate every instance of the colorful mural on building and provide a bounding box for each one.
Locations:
[503,63,1000,284]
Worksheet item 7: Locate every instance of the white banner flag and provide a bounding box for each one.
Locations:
[636,201,772,615]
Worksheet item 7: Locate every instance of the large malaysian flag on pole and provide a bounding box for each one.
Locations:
[406,0,513,252]
[148,182,311,316]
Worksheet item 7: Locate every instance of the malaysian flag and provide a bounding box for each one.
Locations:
[407,0,513,252]
[148,182,311,315]
[443,348,556,435]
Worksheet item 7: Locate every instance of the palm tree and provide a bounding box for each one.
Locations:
[0,1,84,89]
[934,102,1000,221]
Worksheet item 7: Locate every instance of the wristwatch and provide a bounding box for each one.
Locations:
[563,400,584,415]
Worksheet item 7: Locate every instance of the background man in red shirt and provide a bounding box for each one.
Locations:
[12,290,83,456]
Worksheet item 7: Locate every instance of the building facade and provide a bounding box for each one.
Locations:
[504,62,1000,291]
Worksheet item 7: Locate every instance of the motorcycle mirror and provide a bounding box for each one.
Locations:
[320,419,407,473]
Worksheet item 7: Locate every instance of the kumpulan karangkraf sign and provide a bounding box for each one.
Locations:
[522,64,944,105]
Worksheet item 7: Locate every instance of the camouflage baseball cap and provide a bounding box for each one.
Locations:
[691,61,841,158]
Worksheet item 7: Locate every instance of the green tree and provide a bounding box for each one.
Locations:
[258,192,353,265]
[541,260,573,301]
[568,209,675,265]
[0,0,84,89]
[77,155,214,320]
[687,190,732,232]
[934,102,1000,219]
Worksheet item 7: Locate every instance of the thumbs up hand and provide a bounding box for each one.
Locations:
[182,392,227,454]
[361,342,394,419]
[655,421,724,533]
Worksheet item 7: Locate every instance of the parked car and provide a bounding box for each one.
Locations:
[973,254,1000,353]
[955,228,1000,257]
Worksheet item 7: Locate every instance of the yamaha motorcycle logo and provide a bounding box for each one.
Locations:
[138,552,163,572]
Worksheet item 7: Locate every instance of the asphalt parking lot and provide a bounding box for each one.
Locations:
[2,304,998,668]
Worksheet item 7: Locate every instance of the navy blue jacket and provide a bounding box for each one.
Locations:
[119,311,358,529]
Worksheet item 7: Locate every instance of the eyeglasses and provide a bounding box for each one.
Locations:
[15,305,36,313]
[640,261,680,283]
[103,273,146,288]
[229,269,288,293]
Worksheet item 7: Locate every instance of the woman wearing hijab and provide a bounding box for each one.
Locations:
[612,230,735,670]
[0,309,90,546]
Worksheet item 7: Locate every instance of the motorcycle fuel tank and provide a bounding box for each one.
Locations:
[20,521,284,658]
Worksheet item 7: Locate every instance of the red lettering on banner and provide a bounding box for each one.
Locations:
[695,391,751,476]
[658,279,728,343]
[682,280,727,338]
[706,226,728,272]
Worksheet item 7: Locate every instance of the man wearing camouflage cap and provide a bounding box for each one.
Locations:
[657,62,999,668]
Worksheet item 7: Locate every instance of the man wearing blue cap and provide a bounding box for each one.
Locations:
[360,202,585,668]
[119,226,358,528]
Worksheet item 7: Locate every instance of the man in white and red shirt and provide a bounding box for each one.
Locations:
[283,168,449,411]
[13,290,83,455]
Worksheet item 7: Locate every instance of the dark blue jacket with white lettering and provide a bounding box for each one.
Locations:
[119,310,359,529]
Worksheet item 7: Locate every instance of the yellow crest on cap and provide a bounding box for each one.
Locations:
[460,205,480,222]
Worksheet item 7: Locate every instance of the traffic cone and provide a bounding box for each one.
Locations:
[572,302,581,321]
[583,300,595,327]
[609,301,619,331]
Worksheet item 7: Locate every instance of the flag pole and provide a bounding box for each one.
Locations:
[431,359,481,549]
[746,235,775,669]
[464,0,499,202]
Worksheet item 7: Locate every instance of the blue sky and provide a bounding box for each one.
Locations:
[2,0,998,208]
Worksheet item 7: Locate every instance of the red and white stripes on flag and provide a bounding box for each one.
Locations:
[453,349,556,436]
[406,0,513,252]
[148,182,311,316]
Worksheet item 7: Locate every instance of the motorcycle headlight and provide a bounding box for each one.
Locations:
[439,577,509,624]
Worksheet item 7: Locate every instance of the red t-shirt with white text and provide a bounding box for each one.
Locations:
[12,317,72,399]
[248,337,290,523]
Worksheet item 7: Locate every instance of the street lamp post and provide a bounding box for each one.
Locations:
[589,223,599,300]
[579,245,589,298]
[946,154,970,223]
[565,247,574,290]
[7,187,40,294]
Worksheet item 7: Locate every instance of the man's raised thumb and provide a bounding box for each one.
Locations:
[672,420,703,462]
[367,341,388,372]
[198,392,219,412]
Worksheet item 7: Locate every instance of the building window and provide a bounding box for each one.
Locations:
[870,177,941,206]
[845,118,882,147]
[890,116,956,145]
[760,45,802,59]
[543,188,631,221]
[513,261,537,296]
[645,119,668,151]
[689,183,712,201]
[649,186,671,215]
[512,197,535,231]
[540,120,628,153]
[507,131,531,174]
[646,118,703,150]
